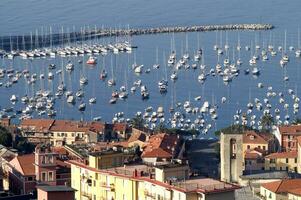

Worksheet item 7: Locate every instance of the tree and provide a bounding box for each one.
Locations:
[14,135,35,153]
[260,114,274,132]
[0,126,12,147]
[214,124,252,137]
[130,116,145,129]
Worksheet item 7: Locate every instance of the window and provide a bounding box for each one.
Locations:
[247,145,250,149]
[295,167,298,172]
[263,146,266,150]
[286,158,289,163]
[270,159,275,164]
[286,167,289,171]
[72,133,75,137]
[288,142,291,148]
[27,176,33,181]
[48,171,53,181]
[258,146,261,149]
[280,167,282,171]
[93,195,96,200]
[41,172,47,181]
[295,158,298,163]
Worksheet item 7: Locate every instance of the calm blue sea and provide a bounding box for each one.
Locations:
[0,0,301,137]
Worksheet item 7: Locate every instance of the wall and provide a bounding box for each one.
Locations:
[265,157,298,172]
[220,133,243,183]
[204,191,235,200]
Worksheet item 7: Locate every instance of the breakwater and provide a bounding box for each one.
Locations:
[0,23,273,51]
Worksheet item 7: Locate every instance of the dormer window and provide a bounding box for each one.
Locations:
[250,135,255,140]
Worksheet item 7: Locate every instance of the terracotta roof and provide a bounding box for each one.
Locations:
[20,119,55,132]
[265,151,297,159]
[113,123,127,132]
[288,188,301,196]
[51,146,68,155]
[261,179,301,193]
[10,154,35,176]
[20,119,107,134]
[243,131,271,144]
[245,152,262,159]
[279,125,301,135]
[142,133,180,158]
[128,132,147,143]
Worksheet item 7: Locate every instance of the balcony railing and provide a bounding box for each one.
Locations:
[81,191,92,200]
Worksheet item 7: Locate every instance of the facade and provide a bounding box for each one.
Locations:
[68,159,239,200]
[264,151,298,172]
[37,185,76,200]
[244,148,265,171]
[220,132,243,183]
[3,145,71,195]
[6,154,36,194]
[19,119,129,146]
[273,125,301,152]
[260,179,301,200]
[243,131,274,154]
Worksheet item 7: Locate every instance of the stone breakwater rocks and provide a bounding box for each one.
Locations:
[92,24,274,37]
[0,24,274,51]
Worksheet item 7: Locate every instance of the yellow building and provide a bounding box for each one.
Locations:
[264,151,298,172]
[260,179,301,200]
[68,156,239,200]
[88,149,134,169]
[243,131,274,155]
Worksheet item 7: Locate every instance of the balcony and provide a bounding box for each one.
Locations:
[100,182,115,191]
[81,191,92,200]
[144,190,156,199]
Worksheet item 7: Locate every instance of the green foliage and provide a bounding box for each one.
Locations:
[260,114,274,132]
[0,126,12,147]
[130,116,145,129]
[14,135,35,153]
[214,124,252,137]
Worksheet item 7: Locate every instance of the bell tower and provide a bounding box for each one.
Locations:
[220,132,243,183]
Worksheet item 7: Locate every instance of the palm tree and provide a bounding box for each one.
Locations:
[130,116,145,129]
[260,114,274,132]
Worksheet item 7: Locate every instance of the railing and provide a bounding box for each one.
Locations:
[81,191,92,200]
[144,190,156,199]
[172,182,234,192]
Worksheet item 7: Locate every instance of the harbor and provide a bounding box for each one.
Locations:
[0,23,273,52]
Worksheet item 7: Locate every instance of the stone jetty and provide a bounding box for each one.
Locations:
[0,23,273,51]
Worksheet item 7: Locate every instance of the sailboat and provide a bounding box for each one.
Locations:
[153,47,160,69]
[296,28,301,57]
[86,56,97,64]
[108,55,116,86]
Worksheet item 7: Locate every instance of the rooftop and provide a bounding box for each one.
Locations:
[279,125,301,135]
[261,179,301,193]
[265,151,297,159]
[243,131,272,144]
[142,133,180,158]
[37,185,76,192]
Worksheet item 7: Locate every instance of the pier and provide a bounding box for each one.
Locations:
[0,23,273,51]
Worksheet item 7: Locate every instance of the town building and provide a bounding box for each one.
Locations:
[243,130,275,154]
[19,119,129,146]
[264,151,298,172]
[68,157,240,200]
[37,185,76,200]
[3,145,71,195]
[141,133,183,164]
[273,125,301,152]
[260,179,301,200]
